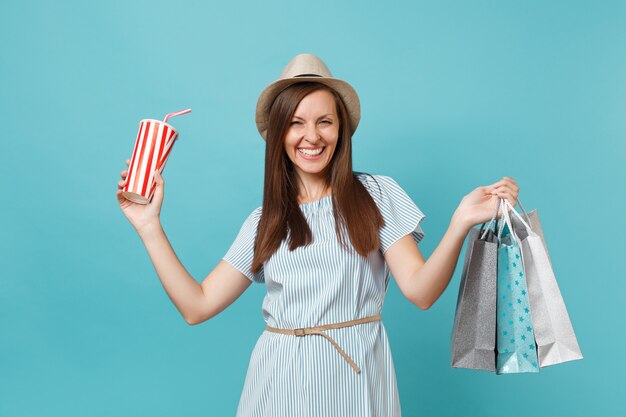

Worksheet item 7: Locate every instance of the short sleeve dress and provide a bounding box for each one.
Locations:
[222,173,426,417]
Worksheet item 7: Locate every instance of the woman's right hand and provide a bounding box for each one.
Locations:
[116,159,165,233]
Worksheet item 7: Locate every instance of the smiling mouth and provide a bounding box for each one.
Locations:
[297,147,325,156]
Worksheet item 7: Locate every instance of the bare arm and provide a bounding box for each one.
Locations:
[118,158,253,326]
[138,221,252,325]
[384,213,469,310]
[384,178,520,310]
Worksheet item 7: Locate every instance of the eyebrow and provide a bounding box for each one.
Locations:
[292,114,335,120]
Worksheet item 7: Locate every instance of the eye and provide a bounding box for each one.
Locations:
[290,120,302,126]
[320,120,332,125]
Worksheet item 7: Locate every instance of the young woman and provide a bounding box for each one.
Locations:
[116,54,519,416]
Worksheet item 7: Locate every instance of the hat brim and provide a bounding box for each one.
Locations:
[255,77,361,141]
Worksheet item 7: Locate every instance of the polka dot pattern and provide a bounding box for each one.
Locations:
[496,224,540,374]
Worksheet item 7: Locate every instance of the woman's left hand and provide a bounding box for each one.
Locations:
[454,176,520,229]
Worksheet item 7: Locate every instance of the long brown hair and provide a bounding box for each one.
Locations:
[250,82,384,274]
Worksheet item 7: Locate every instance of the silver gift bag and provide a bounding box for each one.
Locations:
[505,199,583,367]
[451,201,500,372]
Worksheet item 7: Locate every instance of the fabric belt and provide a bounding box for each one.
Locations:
[264,314,382,374]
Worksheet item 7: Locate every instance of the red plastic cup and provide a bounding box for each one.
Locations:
[122,119,179,204]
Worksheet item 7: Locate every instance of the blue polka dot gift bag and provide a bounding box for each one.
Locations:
[495,199,540,374]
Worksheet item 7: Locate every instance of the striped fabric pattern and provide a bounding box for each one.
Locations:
[222,173,426,417]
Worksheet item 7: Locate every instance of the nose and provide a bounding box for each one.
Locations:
[303,122,320,144]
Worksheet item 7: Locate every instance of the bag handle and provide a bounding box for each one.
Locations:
[478,196,533,242]
[479,198,501,240]
[502,198,534,233]
[497,198,537,247]
[516,197,529,219]
[497,198,522,246]
[513,197,535,226]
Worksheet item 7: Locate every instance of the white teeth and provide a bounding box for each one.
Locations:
[298,147,324,156]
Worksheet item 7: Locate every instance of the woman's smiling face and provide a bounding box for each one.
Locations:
[284,88,339,179]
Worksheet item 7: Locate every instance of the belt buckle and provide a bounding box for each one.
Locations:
[294,328,306,336]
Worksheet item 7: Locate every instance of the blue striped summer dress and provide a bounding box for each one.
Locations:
[222,173,426,417]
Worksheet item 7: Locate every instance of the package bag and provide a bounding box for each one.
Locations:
[504,198,583,367]
[450,200,501,372]
[495,198,540,374]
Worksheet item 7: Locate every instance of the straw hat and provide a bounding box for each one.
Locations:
[255,53,361,141]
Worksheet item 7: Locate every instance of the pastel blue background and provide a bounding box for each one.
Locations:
[2,0,624,416]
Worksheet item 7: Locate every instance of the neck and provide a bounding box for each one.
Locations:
[295,171,331,203]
